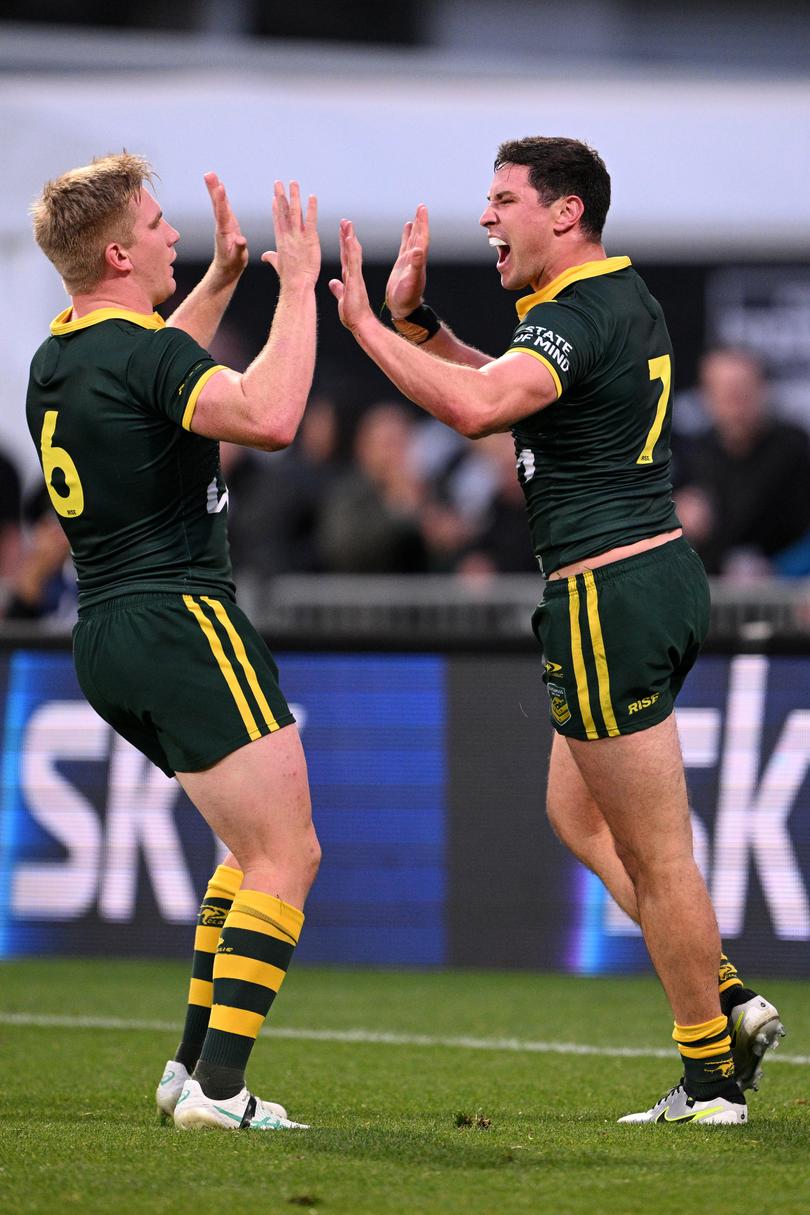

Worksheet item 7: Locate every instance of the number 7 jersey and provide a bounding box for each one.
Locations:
[507,257,680,577]
[26,307,233,608]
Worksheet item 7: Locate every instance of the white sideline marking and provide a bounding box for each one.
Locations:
[0,1011,806,1066]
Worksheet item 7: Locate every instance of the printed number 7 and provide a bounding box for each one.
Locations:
[636,354,671,465]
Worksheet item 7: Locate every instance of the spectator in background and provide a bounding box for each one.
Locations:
[2,485,74,621]
[0,445,22,581]
[316,401,429,573]
[411,419,501,572]
[674,348,810,577]
[454,433,539,578]
[224,394,347,578]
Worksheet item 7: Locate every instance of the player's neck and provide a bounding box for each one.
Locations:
[70,280,156,320]
[531,240,606,292]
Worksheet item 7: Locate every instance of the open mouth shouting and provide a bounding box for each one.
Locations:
[489,235,510,272]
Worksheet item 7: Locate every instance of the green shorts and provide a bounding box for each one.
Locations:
[73,592,295,776]
[532,538,710,741]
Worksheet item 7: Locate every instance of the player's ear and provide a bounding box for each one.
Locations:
[553,194,585,235]
[105,240,133,275]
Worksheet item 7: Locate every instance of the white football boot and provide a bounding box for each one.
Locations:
[618,1080,747,1125]
[157,1060,288,1123]
[173,1078,307,1130]
[156,1060,190,1121]
[729,995,786,1092]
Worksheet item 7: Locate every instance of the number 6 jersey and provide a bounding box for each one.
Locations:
[26,308,233,608]
[506,257,680,577]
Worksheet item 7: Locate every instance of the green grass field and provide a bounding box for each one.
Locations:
[0,960,808,1215]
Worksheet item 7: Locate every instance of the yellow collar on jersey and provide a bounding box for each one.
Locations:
[515,256,632,319]
[50,307,166,334]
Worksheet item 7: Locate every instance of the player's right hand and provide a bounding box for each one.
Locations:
[385,204,429,319]
[262,181,320,288]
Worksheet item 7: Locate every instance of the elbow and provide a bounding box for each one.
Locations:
[461,418,497,440]
[447,389,505,440]
[256,427,295,453]
[455,408,500,441]
[254,403,302,452]
[265,422,298,451]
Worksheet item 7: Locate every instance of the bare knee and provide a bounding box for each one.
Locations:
[303,826,322,887]
[546,792,569,847]
[614,838,642,883]
[547,788,610,866]
[615,837,697,888]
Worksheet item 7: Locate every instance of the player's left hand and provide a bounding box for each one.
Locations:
[329,220,374,334]
[204,172,248,283]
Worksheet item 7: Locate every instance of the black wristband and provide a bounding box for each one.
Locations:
[384,301,441,345]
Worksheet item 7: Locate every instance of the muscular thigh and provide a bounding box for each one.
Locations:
[567,714,693,863]
[547,732,604,836]
[73,592,295,776]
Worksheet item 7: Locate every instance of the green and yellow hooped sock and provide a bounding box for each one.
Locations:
[673,1014,736,1098]
[194,889,304,1099]
[174,863,243,1073]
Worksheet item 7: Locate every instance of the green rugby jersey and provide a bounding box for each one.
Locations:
[26,307,232,607]
[507,257,679,576]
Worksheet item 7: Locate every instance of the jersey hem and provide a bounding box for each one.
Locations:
[77,578,236,613]
[541,532,688,591]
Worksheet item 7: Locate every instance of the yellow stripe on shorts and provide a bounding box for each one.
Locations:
[567,576,598,740]
[582,570,620,737]
[182,595,261,742]
[201,597,279,732]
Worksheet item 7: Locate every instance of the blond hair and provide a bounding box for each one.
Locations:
[30,152,155,295]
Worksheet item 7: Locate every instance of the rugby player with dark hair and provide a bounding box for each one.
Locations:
[331,135,784,1125]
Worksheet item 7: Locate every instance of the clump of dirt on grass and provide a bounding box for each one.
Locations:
[455,1111,492,1130]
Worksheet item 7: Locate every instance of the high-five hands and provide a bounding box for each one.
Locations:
[203,172,249,284]
[384,204,429,319]
[262,181,320,287]
[329,219,374,334]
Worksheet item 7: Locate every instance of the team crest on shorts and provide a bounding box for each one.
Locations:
[547,681,571,726]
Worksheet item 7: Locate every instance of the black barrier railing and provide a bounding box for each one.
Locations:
[0,575,809,653]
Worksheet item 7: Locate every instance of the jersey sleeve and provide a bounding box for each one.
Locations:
[126,326,227,430]
[506,301,603,399]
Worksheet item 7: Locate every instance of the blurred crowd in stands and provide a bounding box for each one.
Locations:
[2,343,810,624]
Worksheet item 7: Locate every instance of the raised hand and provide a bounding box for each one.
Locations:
[204,172,248,283]
[329,219,374,333]
[385,204,429,319]
[262,181,320,288]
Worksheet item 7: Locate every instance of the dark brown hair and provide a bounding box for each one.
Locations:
[494,136,610,240]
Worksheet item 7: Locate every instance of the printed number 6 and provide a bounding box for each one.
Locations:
[636,354,671,465]
[41,410,85,518]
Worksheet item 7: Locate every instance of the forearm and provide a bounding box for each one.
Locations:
[354,315,498,438]
[168,264,242,348]
[416,323,493,369]
[239,280,317,448]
